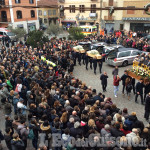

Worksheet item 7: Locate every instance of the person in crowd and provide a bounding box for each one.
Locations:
[100,71,108,92]
[112,66,119,76]
[85,53,89,70]
[113,75,121,97]
[121,70,129,96]
[135,79,145,105]
[93,56,97,75]
[144,93,150,121]
[125,77,132,100]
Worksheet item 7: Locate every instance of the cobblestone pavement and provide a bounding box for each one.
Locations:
[0,61,148,150]
[73,62,148,126]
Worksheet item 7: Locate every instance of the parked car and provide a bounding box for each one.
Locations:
[0,28,17,41]
[106,48,142,67]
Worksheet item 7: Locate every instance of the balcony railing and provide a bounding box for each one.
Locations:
[0,18,11,23]
[104,16,115,21]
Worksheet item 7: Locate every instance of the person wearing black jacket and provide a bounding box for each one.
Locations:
[98,56,103,74]
[89,57,93,69]
[77,52,81,66]
[135,79,144,104]
[132,77,136,94]
[93,57,97,75]
[144,82,150,102]
[144,93,150,121]
[85,53,89,70]
[121,70,128,95]
[4,127,12,150]
[100,71,108,92]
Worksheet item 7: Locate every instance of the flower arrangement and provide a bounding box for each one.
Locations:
[129,66,150,79]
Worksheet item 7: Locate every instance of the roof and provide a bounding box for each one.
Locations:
[37,0,58,6]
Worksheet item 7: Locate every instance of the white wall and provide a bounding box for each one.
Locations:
[124,21,130,31]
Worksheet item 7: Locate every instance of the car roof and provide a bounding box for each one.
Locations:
[117,48,140,52]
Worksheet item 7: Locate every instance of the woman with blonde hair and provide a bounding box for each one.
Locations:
[60,112,68,129]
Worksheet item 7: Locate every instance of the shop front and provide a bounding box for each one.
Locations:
[123,17,150,32]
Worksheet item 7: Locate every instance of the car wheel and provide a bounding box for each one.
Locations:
[122,61,128,67]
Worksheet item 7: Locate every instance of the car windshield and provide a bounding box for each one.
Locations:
[7,32,15,36]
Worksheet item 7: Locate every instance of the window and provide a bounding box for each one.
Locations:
[91,4,96,13]
[15,0,21,4]
[118,51,131,58]
[44,19,47,23]
[53,10,56,15]
[48,10,52,16]
[79,5,85,13]
[29,0,34,4]
[109,0,113,6]
[131,51,141,56]
[0,32,3,35]
[69,5,75,13]
[44,11,47,16]
[127,6,135,14]
[0,0,5,5]
[38,10,42,16]
[31,10,35,18]
[16,11,22,19]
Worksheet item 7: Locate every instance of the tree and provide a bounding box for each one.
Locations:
[46,21,63,37]
[68,27,84,40]
[27,30,49,48]
[8,26,26,41]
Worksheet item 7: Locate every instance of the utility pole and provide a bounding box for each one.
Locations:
[99,0,103,34]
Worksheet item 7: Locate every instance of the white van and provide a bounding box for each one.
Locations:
[0,28,17,41]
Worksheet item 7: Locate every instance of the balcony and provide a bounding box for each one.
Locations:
[104,16,115,21]
[59,0,65,3]
[0,18,11,23]
[89,13,97,18]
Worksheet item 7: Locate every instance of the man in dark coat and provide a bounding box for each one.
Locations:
[144,82,150,102]
[121,70,128,95]
[135,79,144,104]
[77,52,81,66]
[85,53,89,70]
[100,71,108,92]
[98,57,103,74]
[93,57,97,75]
[144,93,150,121]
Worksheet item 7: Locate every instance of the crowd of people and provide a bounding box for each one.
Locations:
[0,32,150,150]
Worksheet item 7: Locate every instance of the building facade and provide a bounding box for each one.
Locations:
[0,0,39,32]
[123,0,150,32]
[37,0,58,27]
[59,0,124,32]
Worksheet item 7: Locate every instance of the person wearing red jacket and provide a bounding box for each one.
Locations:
[113,75,121,97]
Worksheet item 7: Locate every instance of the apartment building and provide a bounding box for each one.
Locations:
[123,0,150,32]
[0,0,39,32]
[59,0,124,32]
[37,0,58,26]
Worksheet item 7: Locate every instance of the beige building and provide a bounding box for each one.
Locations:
[123,0,150,32]
[59,0,124,32]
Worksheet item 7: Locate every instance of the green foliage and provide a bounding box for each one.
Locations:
[27,30,49,48]
[68,27,84,40]
[46,21,63,36]
[8,26,26,40]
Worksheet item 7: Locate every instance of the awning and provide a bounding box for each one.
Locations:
[61,20,76,23]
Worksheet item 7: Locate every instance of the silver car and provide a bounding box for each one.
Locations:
[106,48,142,67]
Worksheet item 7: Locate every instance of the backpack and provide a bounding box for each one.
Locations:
[28,129,34,140]
[124,118,133,131]
[126,84,132,92]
